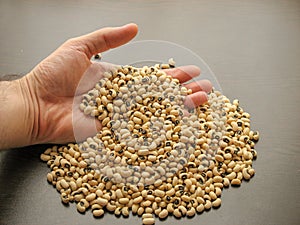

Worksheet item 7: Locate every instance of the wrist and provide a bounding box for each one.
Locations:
[0,77,36,149]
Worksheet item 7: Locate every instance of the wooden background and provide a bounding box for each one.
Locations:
[0,0,299,224]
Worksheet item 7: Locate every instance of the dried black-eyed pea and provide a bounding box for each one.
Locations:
[178,205,187,216]
[93,208,104,217]
[215,187,222,196]
[248,168,255,176]
[122,207,130,217]
[142,200,152,207]
[233,164,241,173]
[119,198,130,205]
[86,193,96,202]
[158,208,168,219]
[47,173,53,183]
[204,200,212,210]
[226,172,236,180]
[40,154,51,162]
[95,197,108,206]
[212,198,222,208]
[181,195,190,202]
[137,207,145,216]
[61,192,70,204]
[227,160,236,168]
[209,191,218,201]
[215,154,224,162]
[142,217,155,225]
[142,213,153,219]
[114,207,122,216]
[132,204,139,214]
[213,176,223,183]
[166,203,174,213]
[173,208,182,218]
[60,179,69,189]
[196,204,205,213]
[231,178,241,186]
[237,172,243,180]
[186,207,196,217]
[77,203,86,213]
[55,180,63,192]
[242,168,251,180]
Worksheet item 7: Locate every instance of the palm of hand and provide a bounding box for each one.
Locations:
[28,43,111,144]
[22,24,211,146]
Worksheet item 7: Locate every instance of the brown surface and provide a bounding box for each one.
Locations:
[0,0,300,225]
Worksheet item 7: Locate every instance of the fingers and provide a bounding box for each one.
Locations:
[164,65,200,83]
[165,66,212,108]
[184,92,208,109]
[67,23,138,59]
[183,79,212,93]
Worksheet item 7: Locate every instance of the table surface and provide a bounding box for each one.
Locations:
[1,0,299,225]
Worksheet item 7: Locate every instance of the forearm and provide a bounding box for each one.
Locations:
[0,78,35,149]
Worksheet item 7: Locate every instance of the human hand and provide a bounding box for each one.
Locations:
[19,24,139,145]
[0,23,212,149]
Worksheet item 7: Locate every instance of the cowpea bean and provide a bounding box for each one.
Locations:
[95,197,108,206]
[213,176,223,183]
[231,178,241,186]
[173,208,182,218]
[226,172,236,180]
[93,209,104,217]
[60,192,70,204]
[132,204,139,214]
[86,193,96,202]
[47,173,53,183]
[212,198,222,208]
[209,191,217,200]
[137,207,145,216]
[119,198,129,205]
[154,189,165,198]
[158,208,168,219]
[237,172,243,180]
[204,200,212,210]
[122,207,130,217]
[60,179,69,189]
[215,154,224,162]
[41,63,259,225]
[142,217,155,225]
[142,200,152,207]
[196,204,205,213]
[223,177,230,187]
[186,207,196,217]
[142,213,153,219]
[40,154,51,162]
[76,202,86,213]
[215,187,222,196]
[133,196,143,204]
[114,207,122,216]
[233,164,241,173]
[248,168,255,176]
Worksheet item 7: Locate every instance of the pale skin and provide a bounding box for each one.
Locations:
[0,23,212,149]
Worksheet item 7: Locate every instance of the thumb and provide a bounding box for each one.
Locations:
[66,23,138,59]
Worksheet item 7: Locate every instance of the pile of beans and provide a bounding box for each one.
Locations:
[40,61,259,225]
